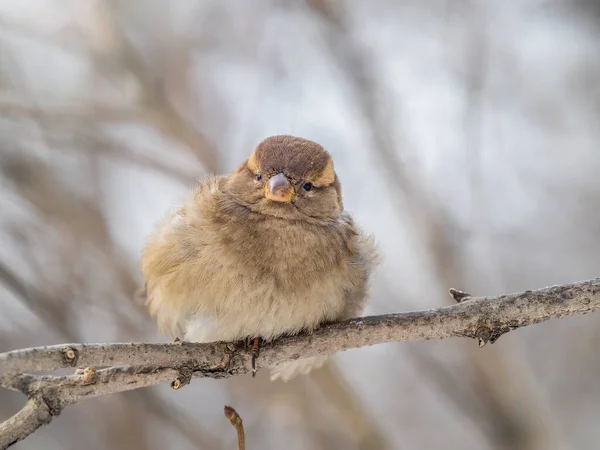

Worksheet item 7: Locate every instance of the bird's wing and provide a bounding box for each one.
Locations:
[139,175,226,336]
[339,213,381,320]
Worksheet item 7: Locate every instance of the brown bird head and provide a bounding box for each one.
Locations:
[225,135,343,222]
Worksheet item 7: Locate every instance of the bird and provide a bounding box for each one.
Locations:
[139,135,379,381]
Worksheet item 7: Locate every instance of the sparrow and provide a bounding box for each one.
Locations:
[139,135,379,381]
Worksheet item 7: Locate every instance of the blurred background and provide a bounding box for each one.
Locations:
[1,1,600,449]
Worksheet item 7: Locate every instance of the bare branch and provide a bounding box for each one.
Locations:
[0,278,599,447]
[3,278,600,375]
[92,1,221,173]
[0,399,52,449]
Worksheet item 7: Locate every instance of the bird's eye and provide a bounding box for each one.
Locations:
[303,182,313,192]
[256,173,262,182]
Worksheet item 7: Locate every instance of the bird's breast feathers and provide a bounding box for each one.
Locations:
[142,176,374,342]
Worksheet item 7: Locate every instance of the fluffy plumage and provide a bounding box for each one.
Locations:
[140,135,379,381]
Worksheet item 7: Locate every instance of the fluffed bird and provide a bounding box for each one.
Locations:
[140,135,379,381]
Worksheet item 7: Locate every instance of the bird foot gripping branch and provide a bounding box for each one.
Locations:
[250,337,261,377]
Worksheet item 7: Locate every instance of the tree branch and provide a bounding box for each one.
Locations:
[0,399,52,449]
[1,278,599,448]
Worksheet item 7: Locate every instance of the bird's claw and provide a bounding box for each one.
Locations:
[250,337,261,377]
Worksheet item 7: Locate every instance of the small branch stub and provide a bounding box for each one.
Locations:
[474,324,491,348]
[171,365,193,390]
[61,347,78,366]
[449,288,471,303]
[77,367,97,385]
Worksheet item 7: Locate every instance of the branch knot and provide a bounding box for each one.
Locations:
[61,347,79,366]
[171,363,194,390]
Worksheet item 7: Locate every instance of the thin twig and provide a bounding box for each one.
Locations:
[0,278,599,448]
[224,406,246,450]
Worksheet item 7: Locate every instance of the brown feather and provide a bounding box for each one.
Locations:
[252,135,332,183]
[313,159,336,187]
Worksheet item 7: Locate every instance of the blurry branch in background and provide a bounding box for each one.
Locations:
[0,260,82,342]
[1,2,226,440]
[302,3,432,447]
[1,0,219,174]
[1,278,600,448]
[310,364,390,449]
[91,0,220,173]
[0,152,222,449]
[305,2,567,449]
[306,0,431,220]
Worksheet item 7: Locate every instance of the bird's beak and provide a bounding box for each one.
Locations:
[265,173,295,203]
